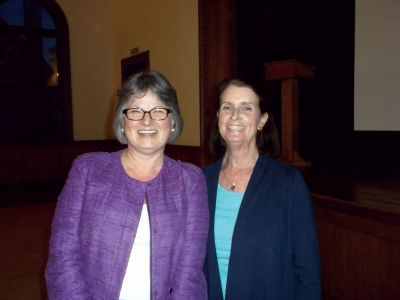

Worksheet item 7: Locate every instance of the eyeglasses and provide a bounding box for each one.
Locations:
[122,107,171,121]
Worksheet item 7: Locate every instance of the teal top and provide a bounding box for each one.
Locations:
[214,184,244,299]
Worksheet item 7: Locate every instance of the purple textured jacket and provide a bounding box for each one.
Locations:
[45,150,209,300]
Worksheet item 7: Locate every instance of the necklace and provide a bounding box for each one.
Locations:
[222,169,237,191]
[221,156,258,192]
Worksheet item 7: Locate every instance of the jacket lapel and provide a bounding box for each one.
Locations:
[205,159,224,300]
[225,156,271,299]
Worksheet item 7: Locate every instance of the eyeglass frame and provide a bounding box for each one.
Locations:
[122,107,172,121]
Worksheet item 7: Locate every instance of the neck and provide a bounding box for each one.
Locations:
[223,147,259,170]
[220,148,259,193]
[122,148,164,181]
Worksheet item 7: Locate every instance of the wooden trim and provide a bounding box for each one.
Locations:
[265,59,316,80]
[313,193,400,242]
[198,0,238,165]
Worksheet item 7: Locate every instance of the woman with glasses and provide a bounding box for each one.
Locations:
[203,78,321,299]
[45,71,209,300]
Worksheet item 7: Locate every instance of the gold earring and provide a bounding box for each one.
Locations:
[257,126,263,131]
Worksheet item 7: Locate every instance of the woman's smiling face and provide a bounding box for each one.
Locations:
[123,90,173,155]
[218,85,268,149]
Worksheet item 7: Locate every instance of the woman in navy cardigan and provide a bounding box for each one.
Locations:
[203,78,321,300]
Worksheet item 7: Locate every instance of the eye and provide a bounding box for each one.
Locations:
[241,106,253,113]
[220,105,232,112]
[129,108,142,113]
[124,108,144,120]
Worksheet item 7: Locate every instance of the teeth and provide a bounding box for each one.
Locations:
[227,125,244,132]
[138,130,157,134]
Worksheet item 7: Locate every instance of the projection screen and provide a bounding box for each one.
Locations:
[354,0,400,131]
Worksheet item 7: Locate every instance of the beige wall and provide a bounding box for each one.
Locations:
[56,0,115,141]
[56,0,200,146]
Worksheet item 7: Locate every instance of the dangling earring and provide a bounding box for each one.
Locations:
[170,128,175,135]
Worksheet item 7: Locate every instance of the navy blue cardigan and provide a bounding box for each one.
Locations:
[203,156,321,300]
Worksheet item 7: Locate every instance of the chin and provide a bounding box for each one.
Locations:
[226,133,246,140]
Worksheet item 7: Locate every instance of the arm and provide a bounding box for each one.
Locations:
[173,166,209,300]
[291,171,322,300]
[45,157,89,299]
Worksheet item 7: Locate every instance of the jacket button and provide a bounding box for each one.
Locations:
[153,228,158,234]
[153,291,159,297]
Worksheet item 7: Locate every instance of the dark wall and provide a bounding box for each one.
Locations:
[236,0,400,167]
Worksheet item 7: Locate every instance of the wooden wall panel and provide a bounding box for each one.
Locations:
[0,141,122,185]
[314,194,400,300]
[165,144,202,166]
[0,142,201,186]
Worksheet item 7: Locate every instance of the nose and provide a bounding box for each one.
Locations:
[142,111,153,124]
[230,107,240,120]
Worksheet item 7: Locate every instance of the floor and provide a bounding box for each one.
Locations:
[0,200,56,300]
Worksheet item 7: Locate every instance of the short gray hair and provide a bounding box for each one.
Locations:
[113,71,184,144]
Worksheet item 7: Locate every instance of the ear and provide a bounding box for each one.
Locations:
[171,116,175,128]
[258,112,269,130]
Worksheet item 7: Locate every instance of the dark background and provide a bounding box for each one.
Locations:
[236,0,400,167]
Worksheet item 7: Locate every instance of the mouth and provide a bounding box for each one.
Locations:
[138,130,157,135]
[227,124,244,132]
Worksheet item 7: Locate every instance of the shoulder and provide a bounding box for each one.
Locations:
[70,151,122,178]
[258,156,305,185]
[255,157,311,210]
[73,151,115,167]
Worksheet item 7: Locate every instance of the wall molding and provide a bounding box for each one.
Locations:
[0,141,201,185]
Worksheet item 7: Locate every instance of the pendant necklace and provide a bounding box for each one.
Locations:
[222,168,237,192]
[221,157,258,192]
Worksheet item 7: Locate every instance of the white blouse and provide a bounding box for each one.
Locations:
[119,203,151,300]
